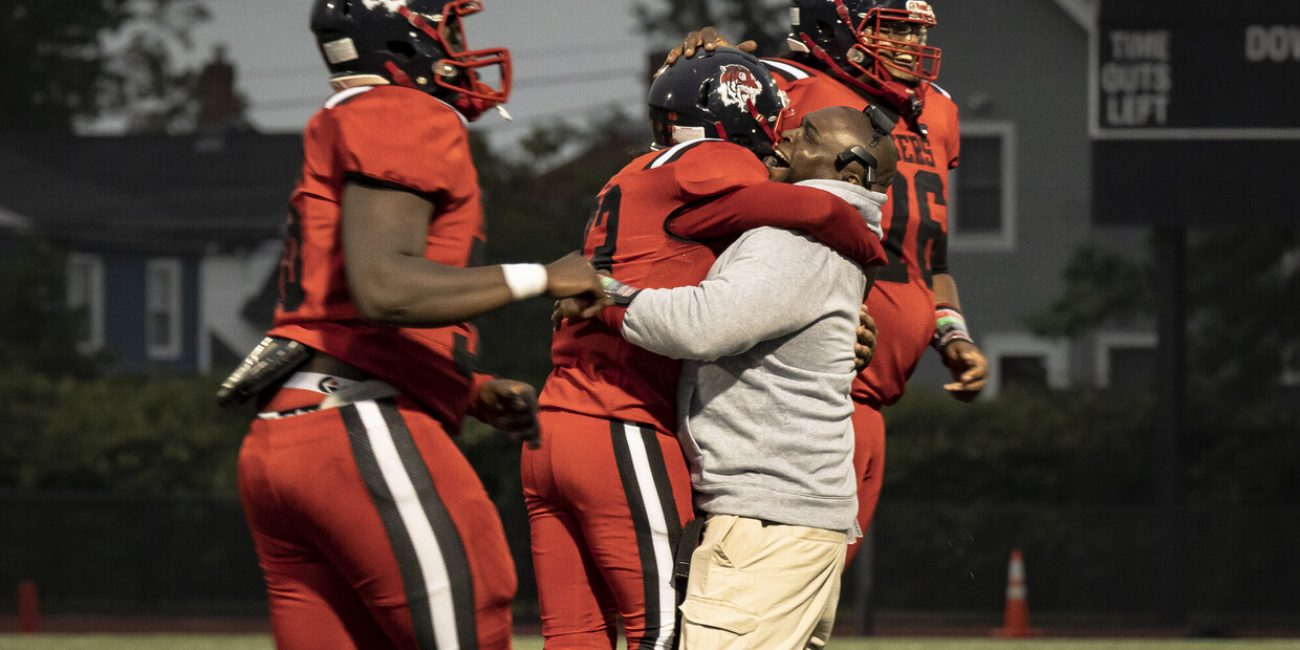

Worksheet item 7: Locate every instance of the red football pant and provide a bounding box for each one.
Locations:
[239,393,516,649]
[844,401,887,568]
[522,410,694,650]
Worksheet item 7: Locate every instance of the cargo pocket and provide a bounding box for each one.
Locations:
[680,597,759,647]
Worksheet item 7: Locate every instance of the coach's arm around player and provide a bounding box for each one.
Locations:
[618,107,894,362]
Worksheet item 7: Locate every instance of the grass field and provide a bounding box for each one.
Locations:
[2,636,1298,649]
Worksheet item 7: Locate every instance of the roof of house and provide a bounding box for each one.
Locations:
[0,130,301,250]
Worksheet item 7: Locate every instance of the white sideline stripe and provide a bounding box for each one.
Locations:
[650,139,714,169]
[356,401,460,650]
[623,423,677,649]
[763,58,810,80]
[325,85,374,109]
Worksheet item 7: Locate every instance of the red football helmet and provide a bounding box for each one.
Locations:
[850,1,941,86]
[789,0,942,114]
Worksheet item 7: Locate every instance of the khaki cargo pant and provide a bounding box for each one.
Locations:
[678,514,847,649]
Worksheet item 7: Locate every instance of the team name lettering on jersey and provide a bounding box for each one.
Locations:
[893,133,936,168]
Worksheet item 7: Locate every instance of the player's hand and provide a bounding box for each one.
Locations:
[662,26,758,67]
[854,304,878,372]
[939,340,988,402]
[553,297,598,323]
[544,253,608,319]
[475,378,540,448]
[551,301,566,329]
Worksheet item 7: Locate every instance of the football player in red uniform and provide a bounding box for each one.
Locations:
[223,2,605,648]
[666,0,990,566]
[523,48,891,649]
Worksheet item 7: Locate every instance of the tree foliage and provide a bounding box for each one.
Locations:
[885,386,1153,505]
[1026,225,1300,407]
[0,236,242,495]
[1023,226,1300,510]
[0,236,105,379]
[471,113,647,386]
[0,369,246,495]
[886,385,1299,506]
[633,0,788,54]
[1185,224,1300,406]
[1,0,211,133]
[1023,244,1148,339]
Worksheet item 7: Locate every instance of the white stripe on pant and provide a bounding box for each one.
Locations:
[621,422,679,649]
[356,400,463,650]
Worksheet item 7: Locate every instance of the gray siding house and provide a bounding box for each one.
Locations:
[909,0,1154,397]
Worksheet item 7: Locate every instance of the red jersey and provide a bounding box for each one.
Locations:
[765,57,962,406]
[539,139,885,434]
[268,85,486,430]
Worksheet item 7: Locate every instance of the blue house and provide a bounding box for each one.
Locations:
[0,131,300,374]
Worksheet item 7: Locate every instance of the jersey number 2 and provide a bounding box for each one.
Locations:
[877,170,945,287]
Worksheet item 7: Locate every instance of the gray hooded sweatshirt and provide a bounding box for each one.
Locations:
[622,179,886,532]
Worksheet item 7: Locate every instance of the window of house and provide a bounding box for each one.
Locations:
[66,253,105,353]
[146,258,183,360]
[1095,332,1157,390]
[949,122,1017,252]
[982,333,1069,398]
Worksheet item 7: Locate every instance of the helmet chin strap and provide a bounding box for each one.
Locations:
[382,61,415,87]
[712,120,729,142]
[746,101,778,148]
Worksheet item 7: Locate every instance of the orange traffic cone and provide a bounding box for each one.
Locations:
[993,549,1042,638]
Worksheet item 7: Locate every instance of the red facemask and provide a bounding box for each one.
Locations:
[399,0,512,121]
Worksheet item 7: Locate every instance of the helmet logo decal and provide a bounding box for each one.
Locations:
[906,1,935,21]
[361,0,409,14]
[715,64,763,110]
[322,38,360,64]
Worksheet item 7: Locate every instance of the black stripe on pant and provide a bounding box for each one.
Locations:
[343,400,478,650]
[611,420,684,649]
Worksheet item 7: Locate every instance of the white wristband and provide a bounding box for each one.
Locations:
[501,264,548,300]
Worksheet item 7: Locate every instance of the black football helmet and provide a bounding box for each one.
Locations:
[647,47,787,159]
[310,0,511,121]
[788,0,941,115]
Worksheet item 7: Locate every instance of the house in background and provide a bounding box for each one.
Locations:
[0,6,1163,392]
[0,50,302,375]
[907,0,1156,397]
[0,130,299,375]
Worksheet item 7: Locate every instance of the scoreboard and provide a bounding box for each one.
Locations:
[1091,0,1300,224]
[1092,0,1300,138]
